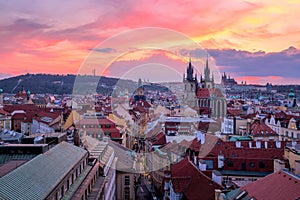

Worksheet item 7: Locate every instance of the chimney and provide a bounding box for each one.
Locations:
[218,154,224,169]
[235,141,241,148]
[201,133,206,144]
[256,141,261,148]
[196,130,201,141]
[276,141,281,149]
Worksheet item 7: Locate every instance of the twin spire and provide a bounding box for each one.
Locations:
[186,52,211,82]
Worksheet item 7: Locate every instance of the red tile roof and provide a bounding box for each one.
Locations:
[196,88,225,99]
[195,134,220,158]
[171,157,223,200]
[242,170,300,200]
[198,122,210,132]
[227,108,241,116]
[11,113,26,119]
[189,139,200,152]
[151,131,167,145]
[196,88,210,98]
[0,109,9,116]
[275,111,287,119]
[171,177,191,193]
[250,119,277,136]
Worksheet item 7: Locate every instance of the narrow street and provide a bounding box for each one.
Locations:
[136,176,152,200]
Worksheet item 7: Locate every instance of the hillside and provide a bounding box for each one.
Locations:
[0,73,170,95]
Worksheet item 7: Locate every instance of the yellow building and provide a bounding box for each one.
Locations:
[284,144,300,175]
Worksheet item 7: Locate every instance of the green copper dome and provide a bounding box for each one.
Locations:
[288,89,295,98]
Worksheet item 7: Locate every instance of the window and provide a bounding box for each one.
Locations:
[90,124,94,128]
[82,125,86,128]
[66,180,69,191]
[227,159,233,167]
[60,186,64,198]
[104,132,110,137]
[205,160,214,170]
[124,187,130,200]
[250,162,255,167]
[259,161,265,168]
[105,124,111,128]
[88,132,94,137]
[125,175,130,185]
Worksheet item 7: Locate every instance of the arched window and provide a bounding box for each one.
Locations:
[217,100,221,118]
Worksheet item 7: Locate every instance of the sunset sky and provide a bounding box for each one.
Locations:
[1,0,300,84]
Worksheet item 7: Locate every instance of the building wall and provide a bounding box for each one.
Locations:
[0,115,11,130]
[31,119,40,134]
[281,127,300,140]
[116,172,135,200]
[21,122,31,135]
[183,79,197,108]
[284,147,300,175]
[105,158,117,200]
[39,122,55,133]
[47,153,89,200]
[12,119,23,132]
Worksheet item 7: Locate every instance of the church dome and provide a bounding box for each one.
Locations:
[288,89,295,98]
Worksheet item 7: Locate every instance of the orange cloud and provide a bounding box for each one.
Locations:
[0,0,299,84]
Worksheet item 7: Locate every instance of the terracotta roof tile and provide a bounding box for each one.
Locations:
[250,119,277,136]
[196,88,210,98]
[242,170,300,200]
[171,157,223,200]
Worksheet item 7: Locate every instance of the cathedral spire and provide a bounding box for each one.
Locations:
[186,53,194,81]
[204,54,210,82]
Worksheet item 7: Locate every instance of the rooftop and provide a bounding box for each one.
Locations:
[0,142,87,200]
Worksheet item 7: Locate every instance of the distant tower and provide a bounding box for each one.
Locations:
[203,55,214,89]
[0,88,3,106]
[266,83,272,92]
[287,89,296,108]
[186,55,194,81]
[183,55,198,108]
[133,78,146,102]
[26,90,34,104]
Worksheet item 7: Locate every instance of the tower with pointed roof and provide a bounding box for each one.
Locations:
[133,78,146,103]
[203,55,214,89]
[183,56,198,108]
